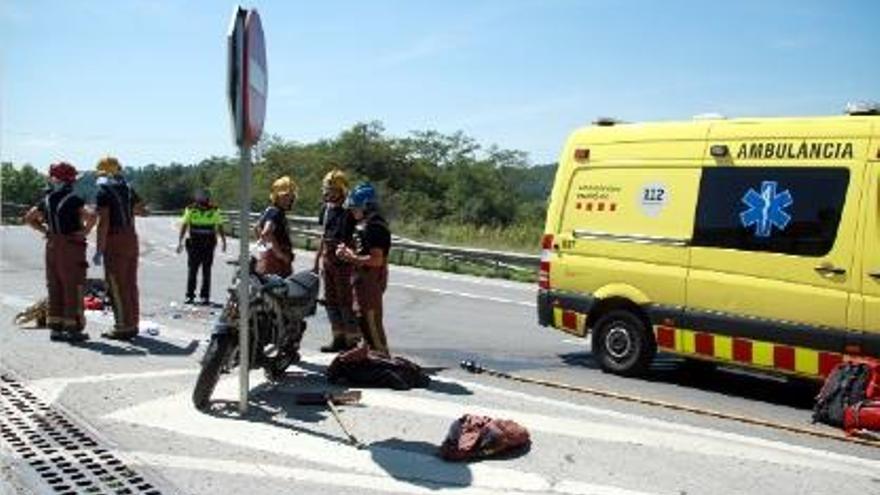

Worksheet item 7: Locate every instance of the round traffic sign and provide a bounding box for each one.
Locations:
[244,9,267,146]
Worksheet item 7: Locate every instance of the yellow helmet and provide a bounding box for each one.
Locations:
[270,175,298,203]
[322,169,349,195]
[96,156,121,176]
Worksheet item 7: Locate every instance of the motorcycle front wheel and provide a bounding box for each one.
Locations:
[193,334,231,411]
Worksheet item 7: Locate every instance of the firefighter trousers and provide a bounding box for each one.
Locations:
[322,250,358,343]
[105,230,140,331]
[353,264,389,355]
[45,234,87,330]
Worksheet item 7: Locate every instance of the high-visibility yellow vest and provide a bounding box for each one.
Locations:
[182,206,224,237]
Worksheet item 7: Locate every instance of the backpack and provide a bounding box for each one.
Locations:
[326,346,430,390]
[812,362,872,427]
[439,414,531,461]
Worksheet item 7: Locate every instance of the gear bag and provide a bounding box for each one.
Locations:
[812,361,876,427]
[326,346,430,390]
[439,414,531,461]
[844,400,880,434]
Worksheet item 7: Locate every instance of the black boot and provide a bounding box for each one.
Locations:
[320,336,347,353]
[49,325,68,342]
[66,328,90,344]
[101,327,138,341]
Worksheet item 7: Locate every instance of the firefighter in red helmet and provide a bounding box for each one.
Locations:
[23,162,96,342]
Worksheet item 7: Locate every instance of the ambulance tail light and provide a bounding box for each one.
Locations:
[539,234,554,290]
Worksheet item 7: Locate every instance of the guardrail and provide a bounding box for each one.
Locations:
[1,202,30,224]
[3,205,540,279]
[216,210,541,277]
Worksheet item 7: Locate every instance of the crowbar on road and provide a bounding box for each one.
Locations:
[460,360,880,449]
[295,391,366,449]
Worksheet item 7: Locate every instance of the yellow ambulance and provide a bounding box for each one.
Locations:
[538,104,880,380]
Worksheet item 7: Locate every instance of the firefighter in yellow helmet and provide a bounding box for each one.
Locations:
[254,176,296,277]
[93,156,146,341]
[316,169,359,352]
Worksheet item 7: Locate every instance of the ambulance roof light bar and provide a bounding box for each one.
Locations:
[693,112,727,120]
[593,117,624,126]
[844,101,880,116]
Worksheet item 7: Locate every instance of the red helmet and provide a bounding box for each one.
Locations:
[48,162,77,183]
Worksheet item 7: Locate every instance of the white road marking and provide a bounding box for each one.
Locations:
[30,368,197,404]
[391,264,535,291]
[106,378,554,493]
[425,376,880,477]
[121,450,659,495]
[94,362,880,483]
[390,282,535,308]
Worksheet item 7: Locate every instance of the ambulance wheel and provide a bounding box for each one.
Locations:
[592,309,655,376]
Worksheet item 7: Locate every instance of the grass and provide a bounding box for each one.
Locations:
[228,219,541,284]
[394,220,543,254]
[294,233,538,284]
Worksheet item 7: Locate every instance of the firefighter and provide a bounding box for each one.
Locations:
[177,190,226,304]
[254,176,296,277]
[317,169,359,353]
[92,156,145,341]
[336,183,391,356]
[23,162,95,342]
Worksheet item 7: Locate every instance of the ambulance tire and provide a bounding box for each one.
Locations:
[592,310,656,376]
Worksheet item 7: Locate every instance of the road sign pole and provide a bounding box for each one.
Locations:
[237,144,251,415]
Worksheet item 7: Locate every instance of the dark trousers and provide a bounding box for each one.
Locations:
[353,264,389,354]
[45,234,87,330]
[105,229,139,330]
[186,238,215,300]
[322,248,358,342]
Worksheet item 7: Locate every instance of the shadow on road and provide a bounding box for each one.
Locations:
[72,335,200,357]
[558,350,819,410]
[369,438,473,490]
[426,379,472,396]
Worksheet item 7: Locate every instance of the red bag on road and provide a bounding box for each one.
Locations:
[83,295,103,310]
[439,414,530,461]
[844,400,880,434]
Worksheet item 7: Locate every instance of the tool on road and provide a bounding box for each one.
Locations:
[460,360,880,449]
[295,391,365,449]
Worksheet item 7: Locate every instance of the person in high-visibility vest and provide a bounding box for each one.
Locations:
[177,191,226,305]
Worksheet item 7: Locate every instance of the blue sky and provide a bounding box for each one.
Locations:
[2,0,878,172]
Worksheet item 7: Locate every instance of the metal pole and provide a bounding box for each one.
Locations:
[238,144,251,415]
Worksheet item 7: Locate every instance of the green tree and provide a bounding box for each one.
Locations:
[1,163,46,206]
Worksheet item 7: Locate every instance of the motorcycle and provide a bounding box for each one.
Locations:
[192,258,319,410]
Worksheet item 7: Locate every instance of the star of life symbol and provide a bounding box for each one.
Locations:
[739,181,793,237]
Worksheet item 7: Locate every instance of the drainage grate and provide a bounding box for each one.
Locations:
[0,374,162,495]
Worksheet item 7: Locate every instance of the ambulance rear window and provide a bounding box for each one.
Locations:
[692,167,849,256]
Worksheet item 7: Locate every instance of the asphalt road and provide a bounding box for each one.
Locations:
[1,217,879,495]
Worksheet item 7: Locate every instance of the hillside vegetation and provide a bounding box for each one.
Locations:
[2,122,557,252]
